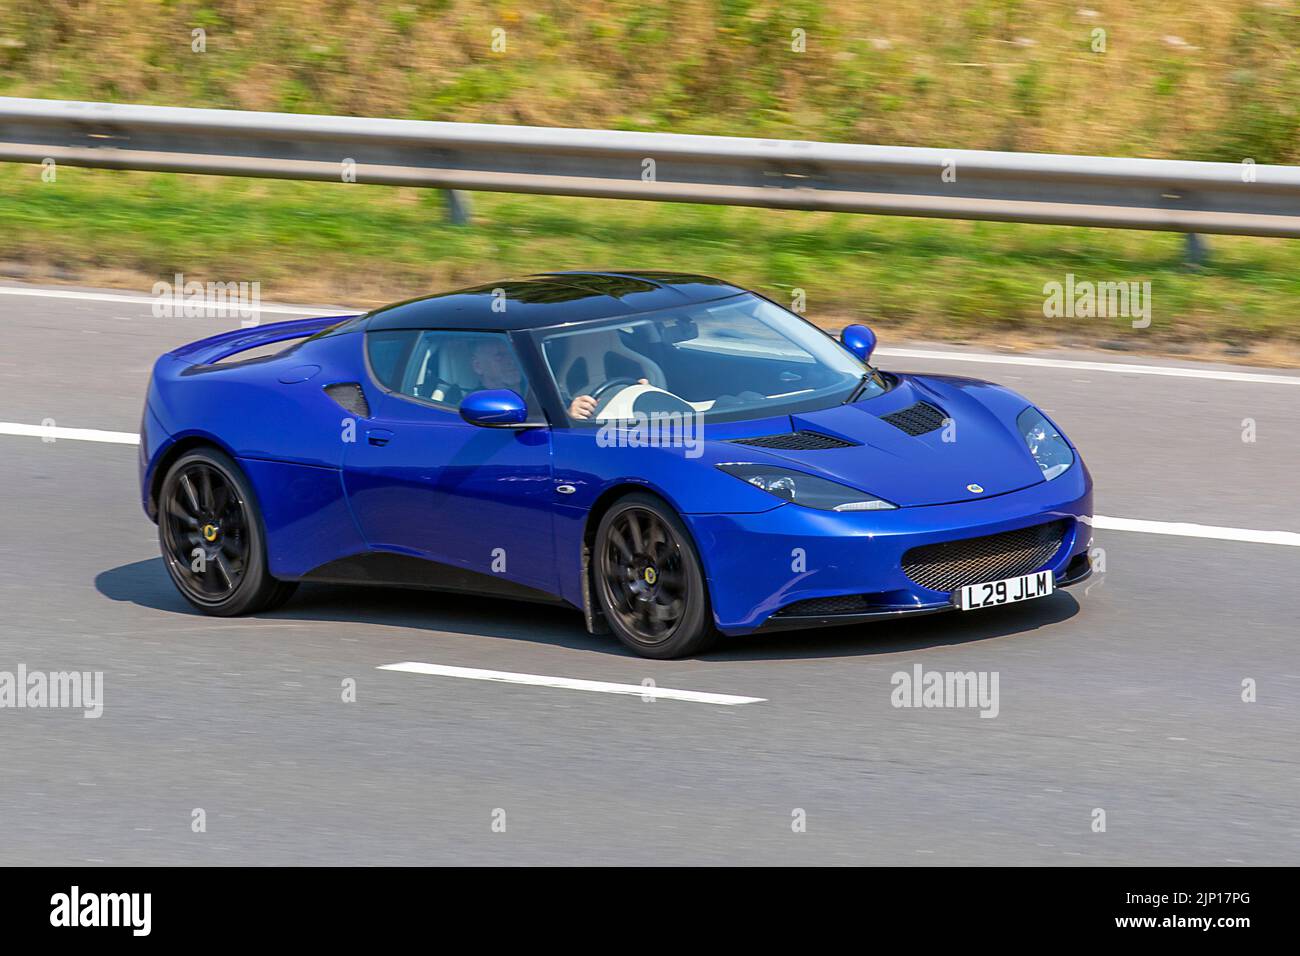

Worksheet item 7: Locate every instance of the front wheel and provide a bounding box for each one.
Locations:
[594,492,715,659]
[158,447,297,616]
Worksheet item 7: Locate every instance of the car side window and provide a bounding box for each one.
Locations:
[365,329,418,391]
[379,330,538,416]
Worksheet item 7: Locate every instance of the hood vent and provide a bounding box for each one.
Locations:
[324,382,371,418]
[730,430,859,450]
[880,401,948,436]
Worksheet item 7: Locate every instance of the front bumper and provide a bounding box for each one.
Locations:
[685,461,1093,634]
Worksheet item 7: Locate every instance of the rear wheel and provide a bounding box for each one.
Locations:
[158,448,297,615]
[594,492,714,659]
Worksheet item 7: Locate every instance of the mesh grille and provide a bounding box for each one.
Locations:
[772,594,870,617]
[323,382,371,418]
[880,401,948,436]
[902,519,1069,593]
[731,430,858,450]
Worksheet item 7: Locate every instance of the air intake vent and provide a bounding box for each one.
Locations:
[772,594,871,617]
[902,519,1070,593]
[880,401,948,436]
[730,430,858,450]
[323,382,371,418]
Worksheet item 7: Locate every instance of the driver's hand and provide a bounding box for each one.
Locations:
[569,395,598,419]
[569,380,649,420]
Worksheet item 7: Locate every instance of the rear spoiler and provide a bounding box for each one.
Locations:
[166,315,360,366]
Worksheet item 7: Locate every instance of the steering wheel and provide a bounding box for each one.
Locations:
[586,376,643,415]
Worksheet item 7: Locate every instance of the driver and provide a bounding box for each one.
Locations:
[471,338,526,391]
[569,378,648,420]
[471,337,649,420]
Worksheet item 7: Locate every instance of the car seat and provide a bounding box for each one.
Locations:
[429,337,484,405]
[552,329,667,397]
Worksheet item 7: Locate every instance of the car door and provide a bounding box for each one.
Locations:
[342,328,558,596]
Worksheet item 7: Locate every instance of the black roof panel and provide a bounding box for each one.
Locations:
[364,271,747,331]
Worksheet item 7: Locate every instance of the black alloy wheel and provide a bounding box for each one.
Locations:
[594,492,714,659]
[158,448,297,615]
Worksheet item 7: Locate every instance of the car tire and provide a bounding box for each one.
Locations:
[158,447,298,616]
[593,492,715,659]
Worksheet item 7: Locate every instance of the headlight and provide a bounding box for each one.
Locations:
[1017,407,1074,481]
[717,463,897,511]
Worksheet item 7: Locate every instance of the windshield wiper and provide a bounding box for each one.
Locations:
[843,370,875,405]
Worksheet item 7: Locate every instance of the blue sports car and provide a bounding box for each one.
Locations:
[140,272,1093,658]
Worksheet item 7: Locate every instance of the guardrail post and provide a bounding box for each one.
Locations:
[1184,232,1209,267]
[445,190,472,225]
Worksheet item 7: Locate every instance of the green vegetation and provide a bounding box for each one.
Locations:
[1,2,1298,358]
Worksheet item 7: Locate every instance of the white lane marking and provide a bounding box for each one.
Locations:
[3,284,1300,386]
[1093,515,1300,548]
[3,419,1300,549]
[876,347,1300,387]
[0,285,345,317]
[0,421,139,444]
[377,661,766,705]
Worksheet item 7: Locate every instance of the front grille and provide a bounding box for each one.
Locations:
[880,401,948,436]
[902,519,1070,593]
[323,382,371,418]
[730,430,858,450]
[772,594,871,617]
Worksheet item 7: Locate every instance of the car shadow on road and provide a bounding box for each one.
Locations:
[96,557,1083,662]
[709,593,1081,661]
[94,556,617,648]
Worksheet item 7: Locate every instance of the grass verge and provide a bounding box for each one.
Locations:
[4,166,1300,365]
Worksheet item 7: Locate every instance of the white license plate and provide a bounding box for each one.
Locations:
[958,570,1054,611]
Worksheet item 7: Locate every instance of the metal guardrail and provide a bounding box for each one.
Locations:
[2,97,1299,237]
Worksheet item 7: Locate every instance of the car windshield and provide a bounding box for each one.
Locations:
[538,293,885,423]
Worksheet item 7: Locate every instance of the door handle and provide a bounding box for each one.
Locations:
[366,428,394,447]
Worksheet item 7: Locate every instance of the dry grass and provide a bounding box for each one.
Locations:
[1,2,1297,160]
[6,166,1300,364]
[2,2,1299,362]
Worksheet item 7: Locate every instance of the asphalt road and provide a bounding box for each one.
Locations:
[1,282,1298,865]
